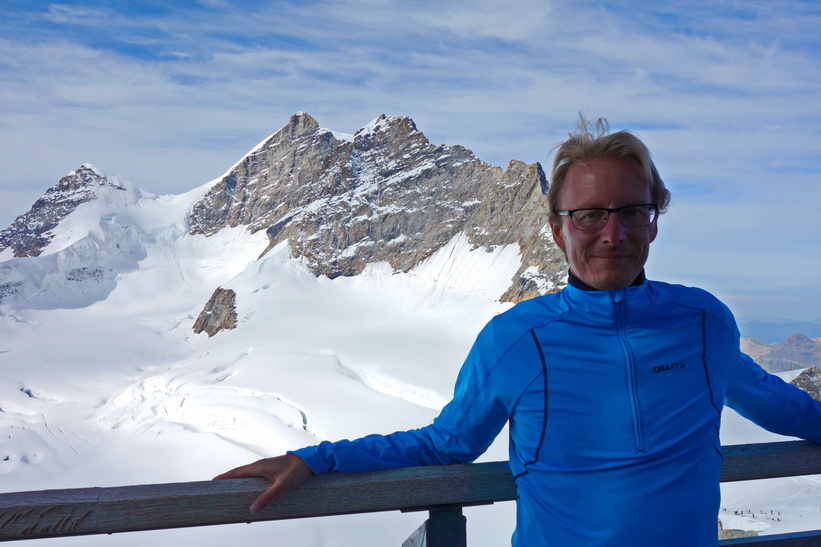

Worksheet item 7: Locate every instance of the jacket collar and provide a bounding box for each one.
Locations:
[562,270,651,324]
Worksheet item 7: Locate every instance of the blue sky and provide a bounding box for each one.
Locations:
[1,0,820,321]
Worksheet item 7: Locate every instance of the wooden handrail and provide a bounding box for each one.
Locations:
[720,440,821,482]
[1,441,820,542]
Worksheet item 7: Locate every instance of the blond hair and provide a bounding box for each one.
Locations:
[546,116,671,219]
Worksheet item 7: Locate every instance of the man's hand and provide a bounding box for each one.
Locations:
[213,453,313,514]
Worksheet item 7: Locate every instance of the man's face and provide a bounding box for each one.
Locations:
[549,157,658,291]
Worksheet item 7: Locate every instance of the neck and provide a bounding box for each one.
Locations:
[568,270,646,291]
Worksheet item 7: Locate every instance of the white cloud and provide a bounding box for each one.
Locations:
[45,3,105,23]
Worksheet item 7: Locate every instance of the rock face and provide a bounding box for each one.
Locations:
[741,333,821,373]
[193,288,238,337]
[187,113,566,302]
[718,529,759,540]
[0,165,137,258]
[791,366,821,401]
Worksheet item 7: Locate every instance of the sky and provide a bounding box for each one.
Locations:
[1,0,820,321]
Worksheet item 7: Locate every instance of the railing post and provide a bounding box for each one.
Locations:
[402,506,467,547]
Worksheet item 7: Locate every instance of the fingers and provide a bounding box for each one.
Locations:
[213,456,281,481]
[248,455,313,513]
[212,468,238,481]
[212,461,257,481]
[251,482,286,514]
[212,454,314,514]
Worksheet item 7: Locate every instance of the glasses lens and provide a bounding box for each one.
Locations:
[619,205,656,227]
[571,209,609,230]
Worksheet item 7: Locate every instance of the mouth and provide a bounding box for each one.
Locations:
[593,254,631,260]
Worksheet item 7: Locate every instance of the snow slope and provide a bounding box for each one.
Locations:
[0,172,818,546]
[0,179,518,545]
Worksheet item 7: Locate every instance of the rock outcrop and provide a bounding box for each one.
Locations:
[791,366,821,401]
[193,288,238,337]
[187,113,566,302]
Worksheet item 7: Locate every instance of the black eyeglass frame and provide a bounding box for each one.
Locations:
[555,203,659,232]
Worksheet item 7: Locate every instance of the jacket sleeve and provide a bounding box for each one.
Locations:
[290,318,538,474]
[696,296,821,444]
[725,352,821,443]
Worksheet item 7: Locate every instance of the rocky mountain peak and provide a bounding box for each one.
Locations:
[281,111,322,139]
[355,114,418,139]
[782,332,813,346]
[0,165,141,258]
[187,112,565,302]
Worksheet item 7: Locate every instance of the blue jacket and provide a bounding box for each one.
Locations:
[294,277,821,546]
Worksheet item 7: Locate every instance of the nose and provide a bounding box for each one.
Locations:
[600,211,627,243]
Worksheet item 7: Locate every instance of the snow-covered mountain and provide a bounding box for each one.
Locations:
[187,113,563,303]
[1,112,563,312]
[1,114,819,546]
[0,164,146,259]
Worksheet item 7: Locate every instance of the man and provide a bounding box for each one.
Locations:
[215,118,821,545]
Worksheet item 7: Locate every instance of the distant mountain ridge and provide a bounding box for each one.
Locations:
[0,113,566,310]
[738,319,821,344]
[741,333,821,373]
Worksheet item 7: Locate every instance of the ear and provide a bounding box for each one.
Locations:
[550,220,567,251]
[649,218,659,243]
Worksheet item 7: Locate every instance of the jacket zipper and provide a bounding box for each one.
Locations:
[614,289,646,453]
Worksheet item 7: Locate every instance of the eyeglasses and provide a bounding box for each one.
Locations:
[556,204,659,231]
